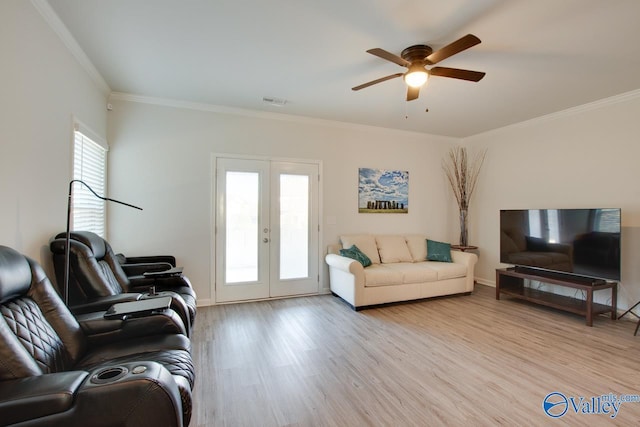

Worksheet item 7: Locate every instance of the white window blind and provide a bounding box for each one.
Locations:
[73,130,107,237]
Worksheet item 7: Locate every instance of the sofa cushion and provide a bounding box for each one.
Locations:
[384,263,438,284]
[427,239,452,262]
[375,235,413,263]
[339,245,372,267]
[340,235,381,264]
[419,261,467,280]
[363,265,403,287]
[404,235,427,262]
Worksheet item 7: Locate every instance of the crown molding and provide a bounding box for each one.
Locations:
[112,88,640,142]
[467,88,640,140]
[31,0,110,94]
[108,92,455,141]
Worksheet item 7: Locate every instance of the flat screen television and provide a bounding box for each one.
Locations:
[500,208,621,281]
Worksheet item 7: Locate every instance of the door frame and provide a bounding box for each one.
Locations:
[210,153,323,304]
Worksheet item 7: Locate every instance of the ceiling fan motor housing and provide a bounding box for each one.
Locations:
[401,45,433,63]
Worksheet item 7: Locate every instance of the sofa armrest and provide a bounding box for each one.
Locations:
[0,371,88,425]
[325,253,364,276]
[451,250,478,292]
[325,254,365,307]
[451,250,478,268]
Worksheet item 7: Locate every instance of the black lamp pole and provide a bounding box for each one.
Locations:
[64,179,142,305]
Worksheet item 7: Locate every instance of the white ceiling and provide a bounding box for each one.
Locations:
[46,0,640,138]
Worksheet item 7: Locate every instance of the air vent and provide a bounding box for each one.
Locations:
[262,96,288,107]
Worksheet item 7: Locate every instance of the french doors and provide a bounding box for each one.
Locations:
[215,157,320,302]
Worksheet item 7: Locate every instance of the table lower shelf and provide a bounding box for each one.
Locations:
[500,286,613,317]
[496,268,617,326]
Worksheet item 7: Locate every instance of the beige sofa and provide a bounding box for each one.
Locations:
[325,234,477,310]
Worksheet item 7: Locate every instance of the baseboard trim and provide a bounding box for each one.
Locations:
[196,298,214,307]
[475,277,495,287]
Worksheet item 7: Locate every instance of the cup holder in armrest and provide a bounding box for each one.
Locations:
[90,366,129,384]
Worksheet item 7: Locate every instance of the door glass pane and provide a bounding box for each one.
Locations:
[280,174,309,279]
[226,171,259,283]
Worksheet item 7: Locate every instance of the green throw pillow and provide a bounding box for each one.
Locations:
[339,244,372,267]
[426,239,452,262]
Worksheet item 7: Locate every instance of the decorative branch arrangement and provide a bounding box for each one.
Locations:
[442,146,487,246]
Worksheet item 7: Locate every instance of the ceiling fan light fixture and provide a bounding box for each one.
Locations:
[354,35,483,101]
[404,64,429,88]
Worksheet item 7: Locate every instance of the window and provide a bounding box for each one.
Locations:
[72,125,107,236]
[594,208,621,233]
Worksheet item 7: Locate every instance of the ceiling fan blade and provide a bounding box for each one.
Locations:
[352,73,403,91]
[367,48,410,67]
[430,67,485,82]
[406,86,420,101]
[425,34,481,65]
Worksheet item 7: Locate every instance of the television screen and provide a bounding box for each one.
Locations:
[500,208,621,281]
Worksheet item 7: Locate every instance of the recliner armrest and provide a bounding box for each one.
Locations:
[120,262,173,277]
[128,274,191,292]
[77,362,183,427]
[0,363,183,427]
[0,371,88,425]
[127,275,155,288]
[69,293,141,315]
[77,308,187,345]
[118,255,176,267]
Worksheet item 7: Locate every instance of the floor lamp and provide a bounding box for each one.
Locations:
[64,179,142,305]
[617,302,640,335]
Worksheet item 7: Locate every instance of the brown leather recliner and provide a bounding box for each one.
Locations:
[50,231,196,336]
[0,246,195,426]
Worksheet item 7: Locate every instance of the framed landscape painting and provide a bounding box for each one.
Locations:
[358,168,409,213]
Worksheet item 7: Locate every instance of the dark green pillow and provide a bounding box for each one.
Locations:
[339,244,372,267]
[426,239,452,262]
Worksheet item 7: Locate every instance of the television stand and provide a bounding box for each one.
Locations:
[496,268,617,326]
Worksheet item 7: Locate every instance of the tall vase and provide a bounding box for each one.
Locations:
[459,208,468,247]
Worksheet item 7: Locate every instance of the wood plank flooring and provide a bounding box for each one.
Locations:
[191,285,640,426]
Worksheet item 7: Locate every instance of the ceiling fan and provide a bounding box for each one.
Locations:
[352,34,486,101]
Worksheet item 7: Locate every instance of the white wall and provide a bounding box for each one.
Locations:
[465,92,640,310]
[10,0,636,311]
[0,1,107,269]
[106,99,459,304]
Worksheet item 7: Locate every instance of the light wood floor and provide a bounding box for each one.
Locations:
[191,285,640,426]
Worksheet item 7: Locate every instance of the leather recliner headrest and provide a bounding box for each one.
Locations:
[54,231,107,259]
[0,246,33,304]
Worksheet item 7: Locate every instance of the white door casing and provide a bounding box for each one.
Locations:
[215,157,320,303]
